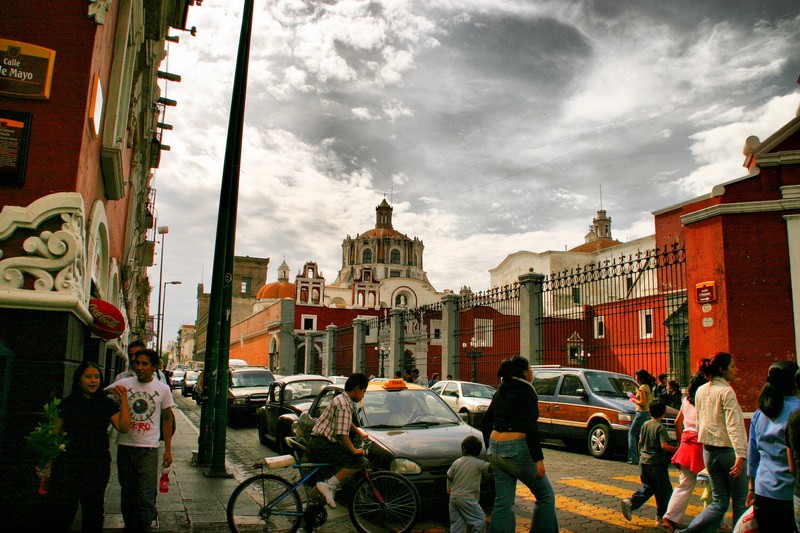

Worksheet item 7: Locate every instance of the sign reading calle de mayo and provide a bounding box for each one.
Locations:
[0,39,56,99]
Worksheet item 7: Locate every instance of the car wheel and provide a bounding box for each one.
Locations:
[257,418,268,446]
[587,422,612,458]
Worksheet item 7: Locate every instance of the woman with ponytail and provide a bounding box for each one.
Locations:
[482,356,558,533]
[681,352,748,532]
[746,360,799,531]
[628,369,656,465]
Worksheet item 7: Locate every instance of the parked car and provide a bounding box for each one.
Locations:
[326,375,348,386]
[169,370,185,389]
[530,365,677,459]
[429,380,496,427]
[227,366,276,426]
[255,375,332,453]
[181,370,200,397]
[292,379,492,507]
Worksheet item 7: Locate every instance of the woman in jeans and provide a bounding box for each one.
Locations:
[628,369,656,465]
[482,356,558,533]
[746,360,799,531]
[681,352,748,532]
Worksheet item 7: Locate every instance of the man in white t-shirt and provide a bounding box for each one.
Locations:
[112,348,174,531]
[114,340,169,385]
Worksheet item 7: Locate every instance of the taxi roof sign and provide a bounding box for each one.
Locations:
[382,378,408,390]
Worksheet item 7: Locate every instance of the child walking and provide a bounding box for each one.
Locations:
[621,399,677,524]
[448,436,490,533]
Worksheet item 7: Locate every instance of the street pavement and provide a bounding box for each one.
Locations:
[91,392,728,532]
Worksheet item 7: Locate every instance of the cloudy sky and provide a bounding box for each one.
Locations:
[151,0,800,338]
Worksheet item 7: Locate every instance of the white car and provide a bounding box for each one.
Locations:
[429,380,496,427]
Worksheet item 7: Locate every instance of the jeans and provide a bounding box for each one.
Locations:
[489,438,558,533]
[117,445,159,533]
[627,411,651,464]
[630,463,673,518]
[682,446,748,533]
[449,497,486,533]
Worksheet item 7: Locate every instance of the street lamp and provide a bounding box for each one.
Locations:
[462,337,483,383]
[157,280,182,361]
[374,345,389,378]
[155,226,169,349]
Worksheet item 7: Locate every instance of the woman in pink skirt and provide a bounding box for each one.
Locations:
[659,373,708,532]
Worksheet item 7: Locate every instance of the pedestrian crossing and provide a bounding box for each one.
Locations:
[510,469,733,532]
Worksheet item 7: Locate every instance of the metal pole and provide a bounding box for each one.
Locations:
[155,228,168,351]
[198,0,254,476]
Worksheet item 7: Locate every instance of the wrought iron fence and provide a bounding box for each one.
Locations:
[455,286,521,385]
[399,303,443,381]
[538,244,688,382]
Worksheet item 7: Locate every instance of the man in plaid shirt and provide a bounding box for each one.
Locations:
[309,373,370,508]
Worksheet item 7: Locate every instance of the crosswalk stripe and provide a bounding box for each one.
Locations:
[515,485,653,530]
[612,475,706,497]
[557,478,706,516]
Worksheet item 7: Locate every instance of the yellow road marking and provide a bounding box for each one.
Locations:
[557,478,705,516]
[515,485,654,530]
[613,475,706,497]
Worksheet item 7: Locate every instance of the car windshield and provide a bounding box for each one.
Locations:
[461,383,495,399]
[359,389,461,428]
[285,380,330,400]
[173,371,185,379]
[585,372,638,397]
[231,371,274,388]
[186,371,200,380]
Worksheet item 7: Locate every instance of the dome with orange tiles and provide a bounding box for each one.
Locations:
[256,260,296,299]
[256,280,296,299]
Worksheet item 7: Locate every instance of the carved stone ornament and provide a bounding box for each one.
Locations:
[88,0,113,25]
[0,193,89,317]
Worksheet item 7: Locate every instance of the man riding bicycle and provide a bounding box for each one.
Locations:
[308,373,370,508]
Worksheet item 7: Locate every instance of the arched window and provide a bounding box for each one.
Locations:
[390,249,401,264]
[362,248,373,263]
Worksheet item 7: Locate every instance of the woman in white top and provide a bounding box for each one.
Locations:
[660,373,708,532]
[681,352,748,533]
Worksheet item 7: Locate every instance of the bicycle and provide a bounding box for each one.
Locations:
[227,437,420,532]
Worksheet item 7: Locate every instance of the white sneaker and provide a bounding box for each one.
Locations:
[315,481,336,509]
[620,499,632,521]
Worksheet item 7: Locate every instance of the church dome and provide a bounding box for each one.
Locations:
[359,227,409,240]
[256,280,296,299]
[256,259,295,299]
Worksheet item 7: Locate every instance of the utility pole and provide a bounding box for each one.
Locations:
[197,0,255,477]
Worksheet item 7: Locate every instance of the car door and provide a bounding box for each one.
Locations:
[264,382,283,440]
[441,381,460,412]
[532,371,561,437]
[552,372,589,440]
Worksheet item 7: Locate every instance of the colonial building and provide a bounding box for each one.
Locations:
[224,200,445,375]
[0,0,200,523]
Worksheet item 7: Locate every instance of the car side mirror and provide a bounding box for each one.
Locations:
[458,412,469,423]
[575,388,588,398]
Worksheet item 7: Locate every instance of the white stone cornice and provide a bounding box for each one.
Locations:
[0,193,89,321]
[681,197,800,226]
[755,151,800,167]
[0,193,84,240]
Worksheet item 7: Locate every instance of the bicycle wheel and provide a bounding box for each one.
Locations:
[348,472,420,533]
[227,473,303,533]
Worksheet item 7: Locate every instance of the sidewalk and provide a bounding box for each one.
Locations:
[100,406,354,532]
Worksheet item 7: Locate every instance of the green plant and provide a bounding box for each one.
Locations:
[26,398,68,493]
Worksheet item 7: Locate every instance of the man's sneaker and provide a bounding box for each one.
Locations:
[315,481,337,509]
[620,499,632,521]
